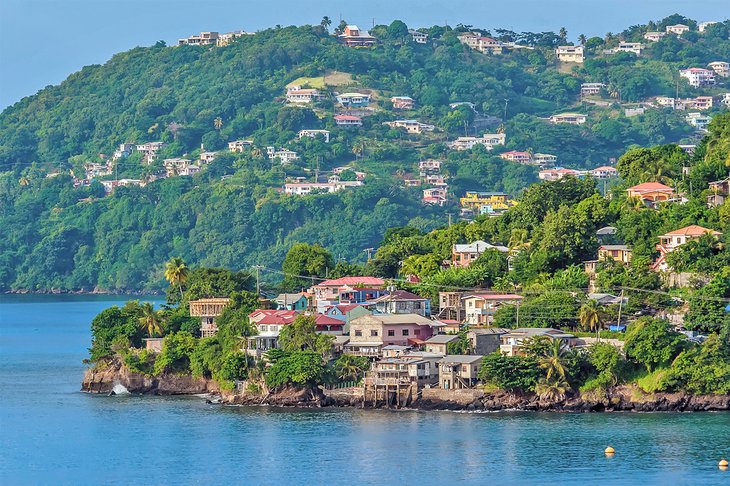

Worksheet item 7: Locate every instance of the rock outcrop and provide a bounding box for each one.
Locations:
[81,360,219,395]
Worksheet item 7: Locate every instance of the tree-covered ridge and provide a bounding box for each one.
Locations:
[1,15,729,292]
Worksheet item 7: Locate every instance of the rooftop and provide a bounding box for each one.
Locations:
[439,355,483,364]
[662,225,721,237]
[425,334,460,344]
[317,276,385,287]
[627,182,674,192]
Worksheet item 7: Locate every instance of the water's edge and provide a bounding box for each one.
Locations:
[82,362,730,413]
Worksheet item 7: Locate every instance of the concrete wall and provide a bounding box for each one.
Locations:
[421,388,484,405]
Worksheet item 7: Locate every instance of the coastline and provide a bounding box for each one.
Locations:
[82,363,730,413]
[4,289,163,295]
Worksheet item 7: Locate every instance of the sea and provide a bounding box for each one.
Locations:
[0,295,728,485]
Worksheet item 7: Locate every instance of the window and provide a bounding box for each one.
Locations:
[402,329,409,336]
[388,330,395,337]
[370,330,378,337]
[355,330,362,337]
[462,365,468,373]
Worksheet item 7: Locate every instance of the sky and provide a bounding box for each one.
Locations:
[0,0,727,109]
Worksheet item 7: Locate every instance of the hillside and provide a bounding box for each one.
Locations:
[0,15,729,291]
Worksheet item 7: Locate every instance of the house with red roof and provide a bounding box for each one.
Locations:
[339,25,376,48]
[462,293,523,326]
[653,225,722,271]
[334,114,363,127]
[309,276,386,312]
[626,182,677,206]
[345,313,445,357]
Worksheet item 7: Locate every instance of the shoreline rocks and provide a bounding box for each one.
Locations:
[82,365,730,412]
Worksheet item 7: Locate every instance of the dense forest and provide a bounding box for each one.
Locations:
[0,14,728,291]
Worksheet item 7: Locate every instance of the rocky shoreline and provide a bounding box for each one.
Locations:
[7,288,162,295]
[82,363,730,412]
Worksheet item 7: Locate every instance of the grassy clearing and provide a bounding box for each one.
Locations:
[287,71,354,88]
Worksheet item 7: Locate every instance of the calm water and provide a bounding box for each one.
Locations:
[0,296,729,485]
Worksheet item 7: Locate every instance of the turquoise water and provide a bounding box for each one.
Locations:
[1,296,729,485]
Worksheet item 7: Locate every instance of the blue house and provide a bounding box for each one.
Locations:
[274,293,309,311]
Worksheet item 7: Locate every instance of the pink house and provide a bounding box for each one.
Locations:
[344,314,445,356]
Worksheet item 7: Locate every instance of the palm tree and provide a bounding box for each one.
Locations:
[579,300,601,336]
[164,257,189,302]
[320,16,332,31]
[138,302,163,337]
[336,354,367,381]
[535,377,570,401]
[214,117,223,130]
[559,27,568,42]
[508,228,529,252]
[578,34,587,45]
[539,339,568,382]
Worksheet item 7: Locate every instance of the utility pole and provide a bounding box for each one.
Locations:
[515,303,520,327]
[448,213,452,227]
[253,265,264,295]
[364,247,374,260]
[503,98,509,121]
[616,288,625,335]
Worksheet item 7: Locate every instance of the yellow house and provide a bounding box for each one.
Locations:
[597,245,632,264]
[459,192,516,213]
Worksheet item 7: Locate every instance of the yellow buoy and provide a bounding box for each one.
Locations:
[605,446,615,455]
[720,459,728,470]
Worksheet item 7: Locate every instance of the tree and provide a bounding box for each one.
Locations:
[624,318,686,372]
[334,354,370,381]
[153,331,197,374]
[165,257,189,303]
[89,301,144,361]
[320,16,332,31]
[214,117,223,130]
[558,27,568,42]
[478,353,541,392]
[281,243,333,291]
[578,300,601,335]
[578,34,586,45]
[278,314,334,359]
[537,338,569,382]
[535,376,570,401]
[265,351,327,389]
[138,302,163,337]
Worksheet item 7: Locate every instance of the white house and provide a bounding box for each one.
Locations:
[285,86,324,104]
[581,83,606,96]
[708,61,730,78]
[549,113,587,125]
[698,21,718,32]
[267,147,299,164]
[555,45,584,63]
[228,140,253,152]
[383,120,435,134]
[447,133,506,151]
[409,29,428,44]
[680,68,716,88]
[643,31,666,42]
[284,181,362,195]
[298,129,330,143]
[666,24,690,35]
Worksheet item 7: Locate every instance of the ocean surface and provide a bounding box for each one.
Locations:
[0,295,729,486]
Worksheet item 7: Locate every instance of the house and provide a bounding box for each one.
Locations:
[708,61,730,78]
[339,25,376,47]
[439,355,483,389]
[391,96,415,110]
[409,29,428,44]
[189,298,230,338]
[462,293,523,326]
[590,166,618,179]
[598,245,633,264]
[539,168,579,181]
[555,45,584,63]
[283,181,362,195]
[467,328,507,355]
[686,112,711,131]
[333,114,363,127]
[685,96,713,111]
[84,162,113,179]
[335,93,371,107]
[163,158,194,177]
[370,290,431,317]
[707,178,730,207]
[112,143,135,160]
[447,133,506,151]
[178,31,219,46]
[366,354,440,387]
[274,293,309,311]
[723,93,730,108]
[383,120,435,134]
[217,30,252,46]
[614,42,643,55]
[452,240,508,268]
[653,225,722,271]
[266,147,299,164]
[285,86,324,104]
[419,160,441,175]
[588,293,627,306]
[532,153,559,166]
[344,313,443,356]
[549,113,587,125]
[581,83,606,96]
[500,328,577,356]
[314,314,345,335]
[459,192,515,214]
[199,151,217,164]
[228,140,253,152]
[499,151,532,164]
[298,129,330,143]
[680,68,716,88]
[666,24,690,35]
[245,310,298,357]
[405,179,421,187]
[100,179,143,193]
[136,142,165,164]
[309,276,386,312]
[457,32,505,54]
[422,187,447,206]
[325,304,371,328]
[437,292,465,322]
[425,174,447,186]
[424,334,459,356]
[643,31,666,42]
[699,21,718,32]
[626,182,676,203]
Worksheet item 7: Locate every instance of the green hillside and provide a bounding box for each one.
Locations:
[0,15,728,291]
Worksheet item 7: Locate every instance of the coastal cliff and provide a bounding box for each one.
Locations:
[82,360,219,395]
